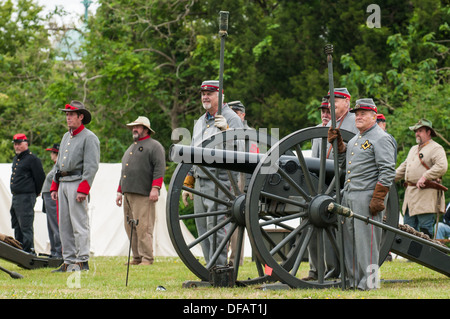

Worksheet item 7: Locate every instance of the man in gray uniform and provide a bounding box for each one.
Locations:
[311,98,331,158]
[324,88,359,157]
[51,101,100,272]
[182,80,244,266]
[329,98,396,290]
[306,92,355,281]
[42,143,62,258]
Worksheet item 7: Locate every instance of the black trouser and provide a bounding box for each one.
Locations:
[10,193,37,253]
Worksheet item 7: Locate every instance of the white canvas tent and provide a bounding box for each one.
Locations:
[0,163,202,257]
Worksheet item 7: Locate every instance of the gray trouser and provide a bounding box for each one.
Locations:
[58,181,90,264]
[194,178,231,266]
[342,190,384,290]
[42,192,62,258]
[307,227,340,279]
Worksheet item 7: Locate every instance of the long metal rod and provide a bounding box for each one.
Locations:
[217,11,228,115]
[328,203,450,254]
[325,44,346,290]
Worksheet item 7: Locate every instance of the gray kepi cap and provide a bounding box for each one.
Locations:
[228,100,245,113]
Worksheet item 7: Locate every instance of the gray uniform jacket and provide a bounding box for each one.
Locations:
[343,123,396,192]
[191,104,244,180]
[51,125,100,194]
[42,165,57,193]
[311,123,326,158]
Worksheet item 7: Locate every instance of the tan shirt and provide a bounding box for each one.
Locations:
[395,139,448,216]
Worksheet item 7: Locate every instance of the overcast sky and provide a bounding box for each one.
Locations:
[36,0,99,26]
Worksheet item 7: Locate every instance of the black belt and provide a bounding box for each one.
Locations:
[60,170,82,177]
[55,170,82,182]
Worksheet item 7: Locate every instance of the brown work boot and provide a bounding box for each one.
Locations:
[139,260,153,266]
[124,258,141,266]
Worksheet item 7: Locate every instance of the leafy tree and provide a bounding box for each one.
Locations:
[0,0,58,167]
[339,4,449,192]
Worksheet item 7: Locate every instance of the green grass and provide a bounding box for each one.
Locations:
[0,256,449,299]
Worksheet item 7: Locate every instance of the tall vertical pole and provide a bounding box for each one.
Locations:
[212,11,229,261]
[217,11,229,115]
[324,44,346,290]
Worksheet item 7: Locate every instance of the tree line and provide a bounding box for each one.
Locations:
[0,0,448,187]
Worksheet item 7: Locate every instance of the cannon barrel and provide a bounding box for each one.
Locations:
[169,144,339,183]
[169,144,262,174]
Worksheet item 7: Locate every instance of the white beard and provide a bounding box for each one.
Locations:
[416,137,422,144]
[202,103,212,110]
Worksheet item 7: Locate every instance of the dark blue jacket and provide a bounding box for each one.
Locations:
[10,149,45,195]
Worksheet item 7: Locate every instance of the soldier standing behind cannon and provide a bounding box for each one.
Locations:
[182,80,243,266]
[395,119,448,238]
[50,101,100,272]
[306,91,358,281]
[311,98,331,158]
[329,98,396,290]
[116,116,166,266]
[42,143,62,258]
[324,88,359,158]
[305,97,339,281]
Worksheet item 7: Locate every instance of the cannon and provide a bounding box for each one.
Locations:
[166,126,449,289]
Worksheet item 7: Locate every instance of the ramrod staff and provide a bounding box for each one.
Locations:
[218,11,229,115]
[325,44,347,290]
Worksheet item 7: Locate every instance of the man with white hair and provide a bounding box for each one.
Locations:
[328,98,396,290]
[324,88,359,158]
[182,80,243,266]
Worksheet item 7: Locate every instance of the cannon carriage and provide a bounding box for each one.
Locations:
[166,126,450,289]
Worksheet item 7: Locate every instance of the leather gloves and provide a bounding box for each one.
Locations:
[327,128,346,154]
[369,183,390,216]
[182,175,195,206]
[214,115,228,131]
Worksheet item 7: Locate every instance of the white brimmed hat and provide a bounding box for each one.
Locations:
[126,116,155,134]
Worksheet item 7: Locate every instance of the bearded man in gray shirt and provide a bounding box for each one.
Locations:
[116,116,166,266]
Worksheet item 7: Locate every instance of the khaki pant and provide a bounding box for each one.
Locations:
[123,193,155,263]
